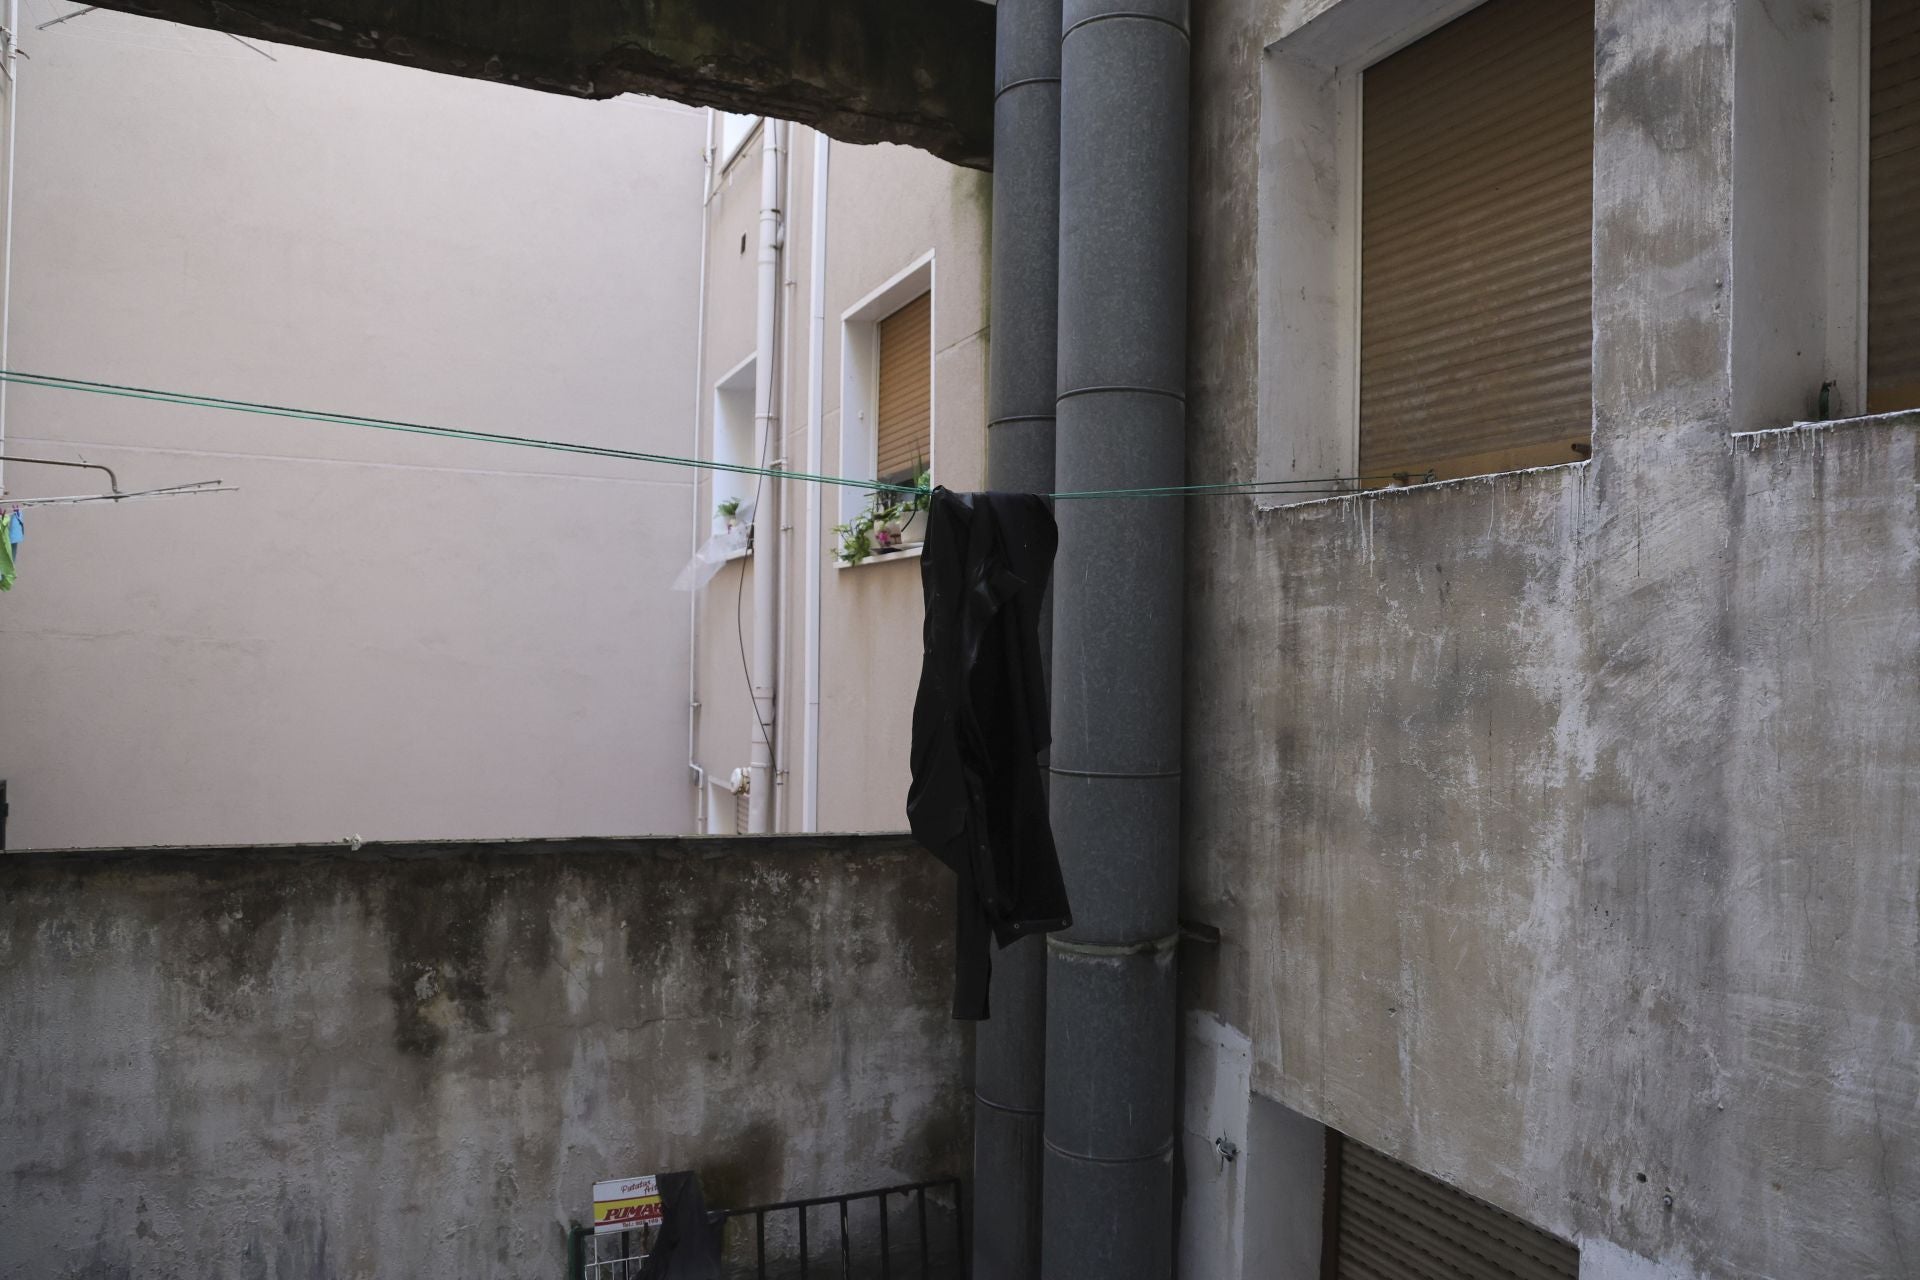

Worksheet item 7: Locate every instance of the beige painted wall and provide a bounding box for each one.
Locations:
[689,121,990,833]
[0,9,705,846]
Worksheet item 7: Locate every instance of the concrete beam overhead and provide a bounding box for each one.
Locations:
[85,0,997,167]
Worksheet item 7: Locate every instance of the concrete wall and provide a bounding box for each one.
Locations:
[83,0,998,167]
[1178,0,1919,1277]
[0,834,969,1277]
[689,122,991,833]
[0,9,703,847]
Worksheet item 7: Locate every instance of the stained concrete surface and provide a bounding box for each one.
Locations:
[1178,1,1919,1276]
[83,0,996,167]
[0,834,968,1278]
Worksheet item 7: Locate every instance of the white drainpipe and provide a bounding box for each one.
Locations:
[0,0,20,492]
[774,121,798,834]
[685,113,717,832]
[746,120,786,833]
[801,131,830,832]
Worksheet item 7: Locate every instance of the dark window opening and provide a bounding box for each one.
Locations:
[1321,1131,1579,1279]
[1869,0,1920,413]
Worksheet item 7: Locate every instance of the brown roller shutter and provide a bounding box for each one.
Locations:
[1359,0,1595,481]
[875,291,933,483]
[1870,0,1920,413]
[1325,1134,1579,1280]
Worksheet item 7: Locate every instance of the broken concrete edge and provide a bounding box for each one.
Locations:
[0,830,923,869]
[83,0,996,169]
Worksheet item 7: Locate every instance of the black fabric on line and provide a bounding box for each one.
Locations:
[907,489,1069,1020]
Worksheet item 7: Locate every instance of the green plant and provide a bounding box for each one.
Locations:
[716,497,741,521]
[833,469,932,564]
[833,506,877,564]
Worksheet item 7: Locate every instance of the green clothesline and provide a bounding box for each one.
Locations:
[0,370,1410,500]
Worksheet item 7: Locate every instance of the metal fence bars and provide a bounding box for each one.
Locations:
[717,1178,967,1280]
[573,1178,967,1280]
[571,1220,660,1280]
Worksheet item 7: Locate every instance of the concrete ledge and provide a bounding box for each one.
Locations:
[1733,407,1920,451]
[1253,458,1590,517]
[0,830,920,868]
[0,827,961,1276]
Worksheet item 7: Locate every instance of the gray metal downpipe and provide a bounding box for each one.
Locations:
[1044,0,1188,1275]
[975,0,1061,1275]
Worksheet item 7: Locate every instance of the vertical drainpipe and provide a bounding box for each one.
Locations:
[976,0,1061,1275]
[801,130,830,833]
[687,115,717,833]
[747,121,786,834]
[1044,0,1188,1274]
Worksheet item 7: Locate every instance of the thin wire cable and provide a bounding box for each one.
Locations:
[0,370,1421,499]
[1,479,232,506]
[33,3,94,30]
[0,369,923,495]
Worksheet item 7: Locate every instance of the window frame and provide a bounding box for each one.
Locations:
[716,111,762,172]
[1256,0,1599,497]
[709,352,758,544]
[1824,0,1872,419]
[837,251,937,528]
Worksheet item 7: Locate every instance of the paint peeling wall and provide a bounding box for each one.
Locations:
[1180,0,1919,1276]
[0,835,968,1277]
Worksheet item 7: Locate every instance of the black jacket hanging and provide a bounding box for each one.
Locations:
[636,1171,721,1280]
[907,488,1070,1020]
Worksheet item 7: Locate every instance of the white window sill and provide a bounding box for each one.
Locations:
[1735,408,1920,453]
[1254,460,1591,513]
[834,543,924,570]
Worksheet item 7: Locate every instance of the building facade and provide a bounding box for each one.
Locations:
[686,116,991,835]
[0,7,704,847]
[1176,1,1920,1277]
[1,2,1915,1278]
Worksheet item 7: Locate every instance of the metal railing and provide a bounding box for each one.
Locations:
[568,1177,966,1280]
[570,1220,657,1279]
[717,1177,966,1280]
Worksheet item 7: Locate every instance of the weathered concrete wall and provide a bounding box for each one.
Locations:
[0,835,969,1277]
[1178,0,1920,1277]
[84,0,996,167]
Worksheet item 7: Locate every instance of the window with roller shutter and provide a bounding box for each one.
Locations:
[1870,0,1920,413]
[1322,1133,1580,1280]
[1358,0,1596,483]
[874,291,933,485]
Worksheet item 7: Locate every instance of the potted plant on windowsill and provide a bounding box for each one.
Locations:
[833,468,931,565]
[893,465,932,545]
[874,464,932,548]
[716,496,741,533]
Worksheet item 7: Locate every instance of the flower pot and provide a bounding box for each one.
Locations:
[898,508,928,545]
